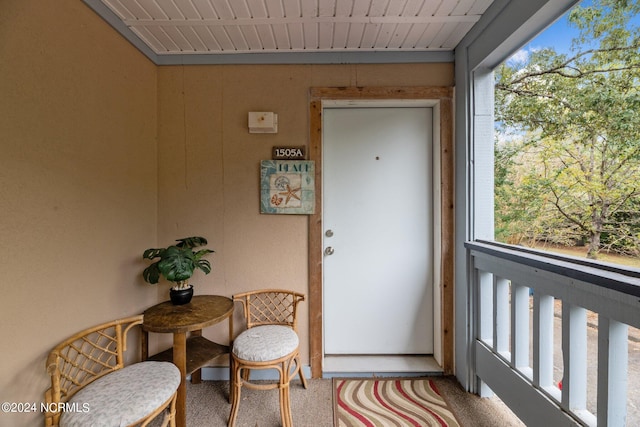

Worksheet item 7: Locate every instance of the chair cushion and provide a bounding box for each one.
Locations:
[60,361,180,427]
[233,325,299,362]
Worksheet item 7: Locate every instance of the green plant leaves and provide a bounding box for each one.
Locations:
[142,263,161,284]
[141,236,214,284]
[157,246,196,282]
[175,236,209,248]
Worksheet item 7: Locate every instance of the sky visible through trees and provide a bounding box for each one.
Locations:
[494,0,640,262]
[517,0,640,57]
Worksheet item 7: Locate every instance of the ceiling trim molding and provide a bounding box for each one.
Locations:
[152,50,454,65]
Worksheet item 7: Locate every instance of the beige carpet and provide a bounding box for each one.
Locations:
[151,376,525,426]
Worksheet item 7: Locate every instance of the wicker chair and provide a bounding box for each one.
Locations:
[228,289,308,427]
[45,315,180,427]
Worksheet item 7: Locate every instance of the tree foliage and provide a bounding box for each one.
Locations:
[495,0,640,258]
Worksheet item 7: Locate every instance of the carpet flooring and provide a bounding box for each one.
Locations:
[333,378,460,426]
[150,376,525,426]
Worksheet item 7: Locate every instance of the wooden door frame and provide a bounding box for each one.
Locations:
[308,87,454,378]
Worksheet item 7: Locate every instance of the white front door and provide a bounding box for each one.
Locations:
[323,106,434,355]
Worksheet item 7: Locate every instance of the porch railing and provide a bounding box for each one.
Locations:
[467,241,640,427]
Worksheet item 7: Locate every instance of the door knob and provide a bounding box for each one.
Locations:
[324,246,335,256]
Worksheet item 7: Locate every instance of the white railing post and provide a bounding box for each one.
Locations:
[533,293,556,394]
[562,302,588,419]
[478,270,493,345]
[511,283,529,374]
[477,269,495,397]
[494,276,509,358]
[597,316,628,426]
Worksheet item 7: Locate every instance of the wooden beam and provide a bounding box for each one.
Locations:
[308,99,323,379]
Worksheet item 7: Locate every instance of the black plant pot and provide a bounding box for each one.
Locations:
[169,285,194,305]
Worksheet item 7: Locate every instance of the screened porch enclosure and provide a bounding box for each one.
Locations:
[453,1,640,425]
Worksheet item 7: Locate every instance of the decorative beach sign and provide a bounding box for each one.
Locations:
[260,160,315,214]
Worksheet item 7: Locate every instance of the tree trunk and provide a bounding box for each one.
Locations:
[587,231,601,259]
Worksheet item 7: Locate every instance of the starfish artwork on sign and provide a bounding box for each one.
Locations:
[260,160,315,214]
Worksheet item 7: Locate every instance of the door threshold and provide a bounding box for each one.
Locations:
[322,355,442,378]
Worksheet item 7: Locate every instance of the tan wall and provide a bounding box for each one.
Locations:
[0,0,453,424]
[156,63,454,364]
[0,1,158,425]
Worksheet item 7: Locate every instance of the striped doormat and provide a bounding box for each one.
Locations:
[333,378,461,426]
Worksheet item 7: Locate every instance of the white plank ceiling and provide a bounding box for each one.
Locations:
[92,0,494,57]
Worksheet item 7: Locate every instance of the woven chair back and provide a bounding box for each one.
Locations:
[234,289,305,331]
[45,316,143,411]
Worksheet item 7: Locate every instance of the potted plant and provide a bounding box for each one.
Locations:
[142,236,214,305]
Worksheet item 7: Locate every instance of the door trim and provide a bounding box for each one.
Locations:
[308,87,454,378]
